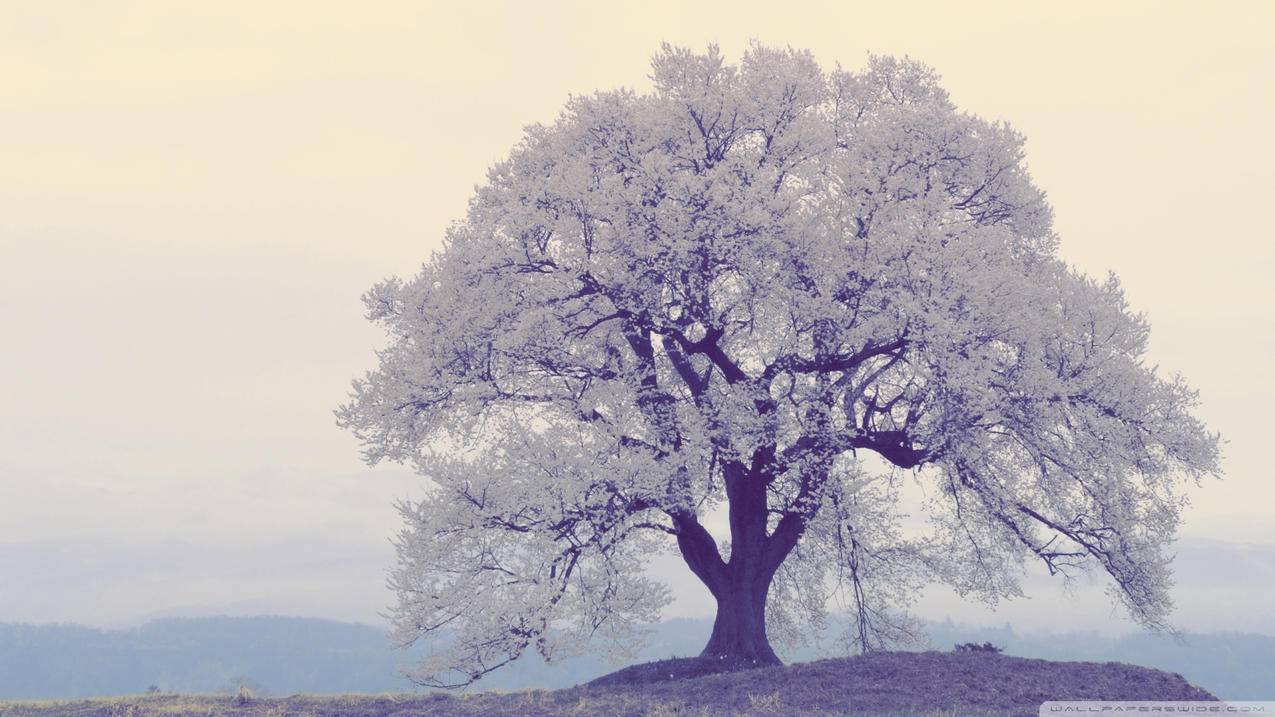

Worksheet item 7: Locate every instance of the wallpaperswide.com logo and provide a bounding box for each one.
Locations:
[1041,702,1275,714]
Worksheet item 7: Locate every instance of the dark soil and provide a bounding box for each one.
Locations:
[585,654,776,687]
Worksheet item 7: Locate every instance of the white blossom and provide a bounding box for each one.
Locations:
[338,43,1221,685]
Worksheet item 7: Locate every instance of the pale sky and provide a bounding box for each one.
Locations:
[2,1,1273,634]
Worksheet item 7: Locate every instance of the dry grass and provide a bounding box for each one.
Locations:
[0,650,1216,717]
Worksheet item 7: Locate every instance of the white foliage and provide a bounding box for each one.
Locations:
[338,42,1221,684]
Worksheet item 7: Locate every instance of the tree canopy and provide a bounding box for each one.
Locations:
[337,43,1220,687]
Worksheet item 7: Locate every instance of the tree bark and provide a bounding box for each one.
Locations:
[699,542,781,664]
[672,458,792,666]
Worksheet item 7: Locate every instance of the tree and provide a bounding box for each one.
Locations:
[337,43,1220,687]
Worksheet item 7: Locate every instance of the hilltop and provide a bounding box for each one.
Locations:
[6,615,1272,700]
[0,650,1215,717]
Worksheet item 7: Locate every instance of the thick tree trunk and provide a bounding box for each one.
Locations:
[699,548,780,664]
[671,457,793,667]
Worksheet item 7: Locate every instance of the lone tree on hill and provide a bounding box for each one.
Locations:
[338,43,1220,687]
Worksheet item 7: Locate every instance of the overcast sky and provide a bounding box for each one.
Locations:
[2,1,1272,634]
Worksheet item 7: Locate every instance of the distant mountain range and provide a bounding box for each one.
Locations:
[0,615,1270,700]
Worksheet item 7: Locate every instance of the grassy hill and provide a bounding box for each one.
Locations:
[6,616,1272,700]
[0,650,1215,717]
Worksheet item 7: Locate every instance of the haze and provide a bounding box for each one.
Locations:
[2,1,1272,634]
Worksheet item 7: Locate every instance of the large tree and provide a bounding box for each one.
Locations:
[337,44,1220,687]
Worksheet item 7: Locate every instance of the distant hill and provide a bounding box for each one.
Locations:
[0,617,408,698]
[0,651,1216,717]
[0,615,1271,700]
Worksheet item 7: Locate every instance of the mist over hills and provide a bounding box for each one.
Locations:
[1,615,1270,701]
[6,533,1275,635]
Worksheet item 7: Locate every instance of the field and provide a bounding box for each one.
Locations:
[0,650,1216,717]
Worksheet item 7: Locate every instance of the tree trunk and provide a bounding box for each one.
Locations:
[672,457,790,667]
[699,551,780,665]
